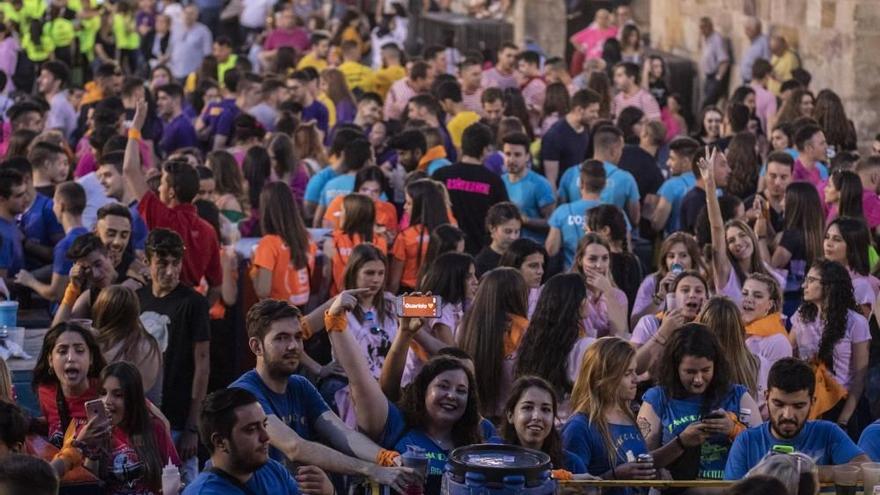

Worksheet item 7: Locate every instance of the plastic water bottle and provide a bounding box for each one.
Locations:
[161,457,180,495]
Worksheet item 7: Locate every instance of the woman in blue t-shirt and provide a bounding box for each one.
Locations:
[637,324,761,481]
[499,375,587,475]
[326,293,483,490]
[562,337,655,492]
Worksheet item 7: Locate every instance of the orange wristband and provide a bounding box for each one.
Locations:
[727,412,747,441]
[128,128,142,140]
[54,445,83,470]
[300,317,313,340]
[376,449,400,467]
[324,311,347,333]
[551,469,573,481]
[62,283,81,307]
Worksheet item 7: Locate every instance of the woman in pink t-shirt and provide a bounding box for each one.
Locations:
[822,217,880,316]
[790,260,870,430]
[571,234,628,339]
[569,9,618,74]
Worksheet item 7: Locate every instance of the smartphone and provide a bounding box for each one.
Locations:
[702,411,725,421]
[396,295,442,318]
[84,399,107,422]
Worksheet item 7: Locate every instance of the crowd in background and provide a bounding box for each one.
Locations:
[0,0,879,494]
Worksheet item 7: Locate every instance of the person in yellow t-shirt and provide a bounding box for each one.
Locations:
[372,43,405,99]
[768,35,799,96]
[338,39,375,94]
[296,31,331,71]
[437,81,481,150]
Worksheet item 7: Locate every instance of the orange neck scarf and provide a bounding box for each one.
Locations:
[745,313,787,338]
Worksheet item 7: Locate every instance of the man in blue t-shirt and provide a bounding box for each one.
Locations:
[184,388,332,495]
[0,168,28,290]
[315,138,373,224]
[3,158,64,270]
[651,137,700,234]
[501,132,554,242]
[303,128,362,224]
[724,358,867,481]
[229,299,418,489]
[547,160,606,269]
[15,182,88,303]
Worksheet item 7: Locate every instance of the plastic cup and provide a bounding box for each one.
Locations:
[5,327,24,350]
[0,301,18,328]
[834,465,860,495]
[863,462,880,494]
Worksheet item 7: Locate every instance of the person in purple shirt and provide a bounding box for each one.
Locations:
[287,70,329,136]
[197,70,263,151]
[156,83,198,158]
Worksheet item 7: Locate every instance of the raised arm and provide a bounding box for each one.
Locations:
[326,289,390,440]
[700,148,731,293]
[379,316,422,402]
[123,99,150,201]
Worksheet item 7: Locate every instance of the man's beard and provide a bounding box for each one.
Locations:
[266,355,298,381]
[228,440,267,474]
[770,416,806,439]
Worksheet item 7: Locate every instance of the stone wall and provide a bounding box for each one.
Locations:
[648,0,880,148]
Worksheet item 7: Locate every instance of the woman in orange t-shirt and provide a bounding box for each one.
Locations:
[324,193,388,296]
[322,166,398,242]
[251,183,316,307]
[389,179,451,293]
[457,267,530,422]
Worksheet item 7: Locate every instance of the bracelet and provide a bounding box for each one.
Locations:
[551,469,573,481]
[127,128,142,140]
[324,311,347,333]
[62,283,82,307]
[53,445,84,470]
[675,435,686,450]
[376,449,400,467]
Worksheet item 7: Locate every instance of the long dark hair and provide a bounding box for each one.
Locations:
[458,267,528,417]
[33,322,107,390]
[268,133,300,180]
[418,224,465,283]
[398,357,482,447]
[617,106,645,144]
[342,243,392,324]
[207,150,248,210]
[260,182,310,269]
[515,273,587,397]
[418,252,474,306]
[797,259,857,368]
[725,132,760,199]
[813,89,857,152]
[243,146,272,213]
[830,170,864,220]
[657,323,733,415]
[499,376,565,468]
[827,217,872,276]
[100,362,163,491]
[783,182,825,266]
[407,179,449,268]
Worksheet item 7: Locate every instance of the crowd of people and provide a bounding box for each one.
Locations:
[0,0,879,494]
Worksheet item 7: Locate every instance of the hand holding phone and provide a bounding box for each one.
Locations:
[396,295,442,318]
[85,399,107,422]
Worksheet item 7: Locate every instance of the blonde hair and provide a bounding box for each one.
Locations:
[571,337,637,466]
[696,297,759,395]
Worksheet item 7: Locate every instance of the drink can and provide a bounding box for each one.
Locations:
[637,454,653,464]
